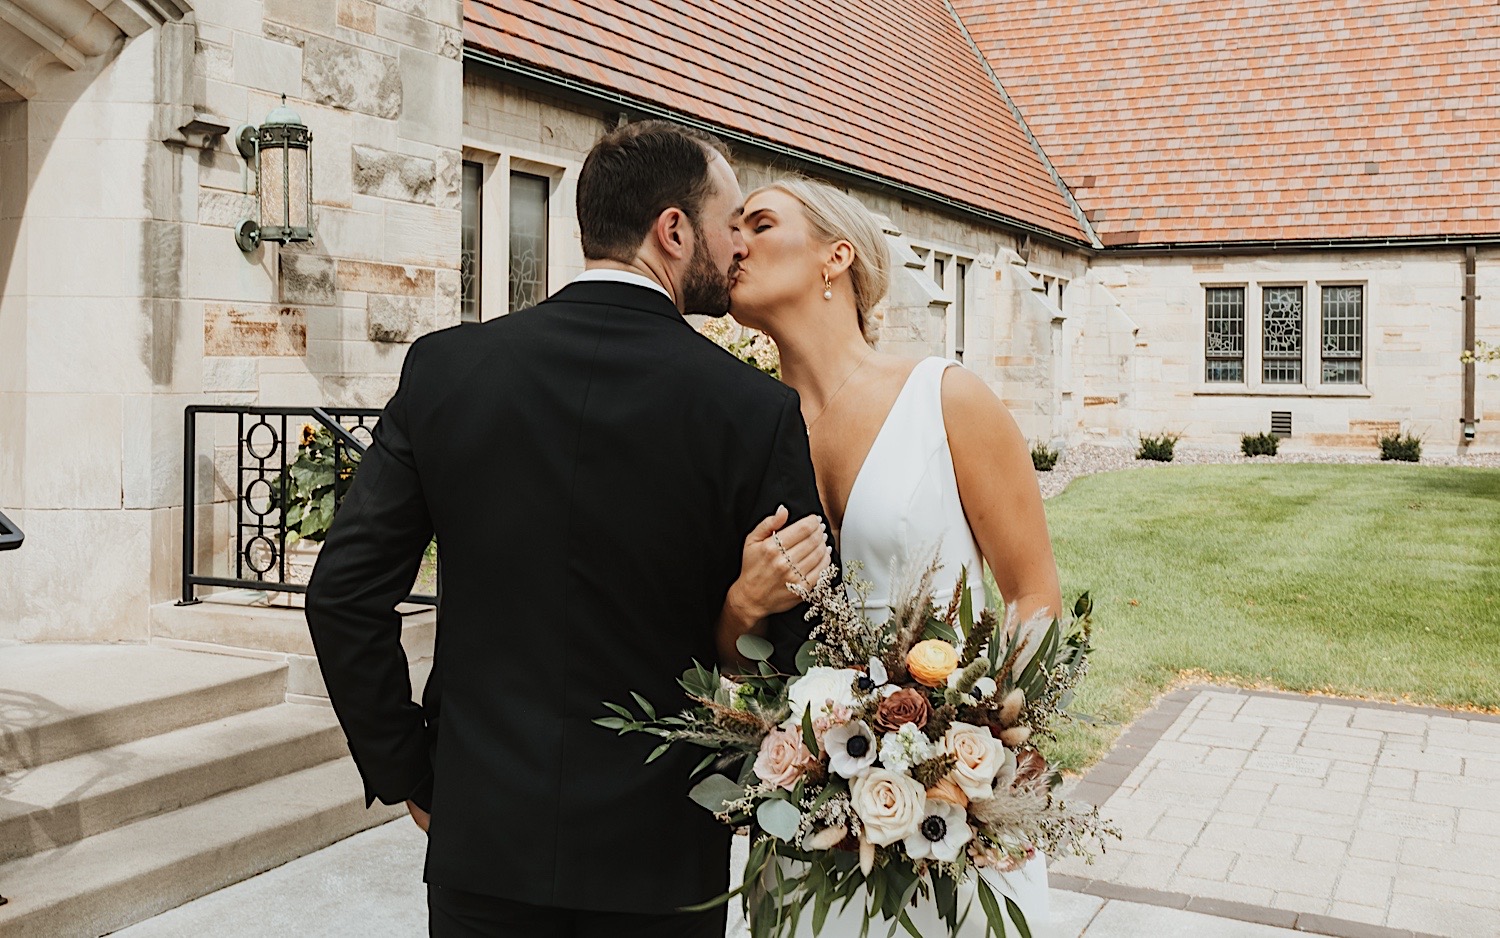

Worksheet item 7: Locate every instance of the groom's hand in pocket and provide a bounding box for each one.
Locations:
[406,800,430,833]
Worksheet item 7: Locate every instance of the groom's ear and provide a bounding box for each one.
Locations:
[651,206,692,261]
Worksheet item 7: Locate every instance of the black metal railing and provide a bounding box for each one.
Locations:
[0,509,22,552]
[179,405,437,606]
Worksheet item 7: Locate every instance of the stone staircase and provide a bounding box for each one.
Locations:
[0,642,406,937]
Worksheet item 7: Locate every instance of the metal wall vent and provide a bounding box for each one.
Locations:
[1271,411,1293,437]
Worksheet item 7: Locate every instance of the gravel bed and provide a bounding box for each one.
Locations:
[1035,442,1500,500]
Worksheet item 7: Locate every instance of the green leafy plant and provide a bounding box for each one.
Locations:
[1241,432,1280,457]
[1031,441,1059,472]
[1136,433,1179,463]
[269,424,360,544]
[1378,431,1422,463]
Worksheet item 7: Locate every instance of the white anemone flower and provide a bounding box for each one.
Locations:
[854,657,888,696]
[824,719,878,778]
[903,796,974,862]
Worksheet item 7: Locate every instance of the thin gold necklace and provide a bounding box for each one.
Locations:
[806,349,874,434]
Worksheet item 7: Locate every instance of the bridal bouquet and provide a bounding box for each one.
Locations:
[598,559,1117,938]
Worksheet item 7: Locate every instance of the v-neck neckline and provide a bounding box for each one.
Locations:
[831,357,937,543]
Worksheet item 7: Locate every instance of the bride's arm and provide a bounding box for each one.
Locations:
[717,509,832,668]
[942,367,1063,626]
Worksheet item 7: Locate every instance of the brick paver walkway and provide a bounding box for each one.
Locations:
[1053,687,1500,937]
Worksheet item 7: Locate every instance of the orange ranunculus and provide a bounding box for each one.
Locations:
[906,639,959,687]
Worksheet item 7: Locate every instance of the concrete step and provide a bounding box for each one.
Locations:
[0,645,287,774]
[0,757,405,938]
[0,703,346,863]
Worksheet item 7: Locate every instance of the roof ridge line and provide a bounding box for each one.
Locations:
[943,0,1103,250]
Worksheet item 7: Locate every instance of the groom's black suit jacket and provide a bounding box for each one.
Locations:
[306,281,826,914]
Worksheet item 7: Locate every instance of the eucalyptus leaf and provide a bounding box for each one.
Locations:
[800,706,820,758]
[737,633,775,661]
[630,691,658,720]
[644,742,671,763]
[1004,894,1033,938]
[795,640,817,673]
[689,774,745,813]
[756,799,802,841]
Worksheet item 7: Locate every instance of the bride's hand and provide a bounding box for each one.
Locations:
[730,506,832,618]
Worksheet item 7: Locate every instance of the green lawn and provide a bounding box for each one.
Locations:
[1039,463,1500,773]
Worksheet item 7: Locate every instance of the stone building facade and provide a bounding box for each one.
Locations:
[1,0,1496,647]
[0,0,463,642]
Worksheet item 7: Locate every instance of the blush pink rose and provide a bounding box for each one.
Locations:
[754,727,816,790]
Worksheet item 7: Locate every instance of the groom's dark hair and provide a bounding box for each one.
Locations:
[577,120,731,262]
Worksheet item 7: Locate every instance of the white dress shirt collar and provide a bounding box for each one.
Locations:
[570,268,673,301]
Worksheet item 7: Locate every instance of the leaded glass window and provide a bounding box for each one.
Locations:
[508,171,549,313]
[460,161,482,323]
[954,261,968,362]
[1262,286,1304,384]
[1205,287,1245,383]
[1321,285,1364,384]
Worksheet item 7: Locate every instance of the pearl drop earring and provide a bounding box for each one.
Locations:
[823,274,832,300]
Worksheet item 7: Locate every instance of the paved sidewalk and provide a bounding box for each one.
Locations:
[1053,686,1500,938]
[118,818,1306,937]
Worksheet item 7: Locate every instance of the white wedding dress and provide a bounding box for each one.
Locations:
[769,356,1052,938]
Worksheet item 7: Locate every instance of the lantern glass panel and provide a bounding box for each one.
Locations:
[286,145,310,230]
[259,145,286,229]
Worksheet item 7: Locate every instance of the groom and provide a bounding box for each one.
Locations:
[306,121,828,936]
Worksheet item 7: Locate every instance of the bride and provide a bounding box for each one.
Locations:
[718,179,1062,937]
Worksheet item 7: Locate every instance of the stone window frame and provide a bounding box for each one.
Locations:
[1317,281,1366,386]
[1197,277,1372,397]
[1203,284,1248,384]
[909,242,976,361]
[460,145,571,320]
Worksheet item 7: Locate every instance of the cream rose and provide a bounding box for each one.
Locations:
[850,768,926,846]
[753,727,815,790]
[943,721,1010,800]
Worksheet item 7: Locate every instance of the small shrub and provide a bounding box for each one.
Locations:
[1031,442,1059,472]
[1137,432,1180,462]
[1241,432,1280,457]
[1379,431,1422,462]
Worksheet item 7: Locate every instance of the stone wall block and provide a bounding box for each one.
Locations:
[367,294,419,342]
[339,0,378,32]
[352,144,436,203]
[434,149,460,211]
[232,33,302,99]
[302,36,401,119]
[204,304,307,356]
[198,190,257,228]
[337,258,434,294]
[280,251,337,305]
[265,0,337,37]
[398,46,461,146]
[376,6,442,52]
[380,0,426,15]
[194,39,233,82]
[383,202,459,267]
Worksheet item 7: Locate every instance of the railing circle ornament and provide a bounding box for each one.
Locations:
[244,535,278,576]
[244,478,276,519]
[245,419,280,462]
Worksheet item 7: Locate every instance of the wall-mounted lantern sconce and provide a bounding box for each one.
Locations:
[234,95,314,252]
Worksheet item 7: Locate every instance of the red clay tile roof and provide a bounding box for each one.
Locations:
[463,0,1090,243]
[954,0,1500,245]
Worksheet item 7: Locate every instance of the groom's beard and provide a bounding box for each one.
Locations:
[680,239,732,317]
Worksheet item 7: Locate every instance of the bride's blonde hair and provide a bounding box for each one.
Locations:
[749,178,890,346]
